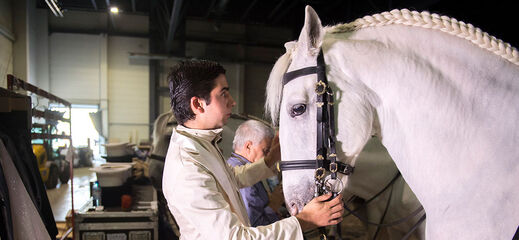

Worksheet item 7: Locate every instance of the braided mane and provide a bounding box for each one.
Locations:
[265,9,519,124]
[326,9,519,66]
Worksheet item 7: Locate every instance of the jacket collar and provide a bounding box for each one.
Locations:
[176,124,223,143]
[230,152,250,165]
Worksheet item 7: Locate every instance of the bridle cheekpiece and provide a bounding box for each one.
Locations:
[278,49,354,198]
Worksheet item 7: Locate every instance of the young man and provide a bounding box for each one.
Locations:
[228,119,283,227]
[163,60,343,239]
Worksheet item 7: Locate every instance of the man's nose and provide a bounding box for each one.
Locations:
[229,94,236,107]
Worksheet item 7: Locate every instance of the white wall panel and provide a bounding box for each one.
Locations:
[0,36,12,88]
[49,33,103,103]
[107,36,149,143]
[108,125,149,144]
[34,9,49,91]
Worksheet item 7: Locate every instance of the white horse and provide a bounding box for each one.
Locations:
[266,6,519,239]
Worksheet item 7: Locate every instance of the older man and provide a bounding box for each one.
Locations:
[227,120,284,227]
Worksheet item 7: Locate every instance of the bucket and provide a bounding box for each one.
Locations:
[90,163,133,187]
[103,142,135,157]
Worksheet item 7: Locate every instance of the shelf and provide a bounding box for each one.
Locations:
[32,123,48,129]
[7,75,71,107]
[32,109,70,122]
[31,133,71,140]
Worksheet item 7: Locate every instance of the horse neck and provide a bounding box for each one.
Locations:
[341,137,400,199]
[325,26,519,217]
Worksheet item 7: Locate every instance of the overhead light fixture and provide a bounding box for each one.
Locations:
[45,0,63,17]
[110,7,119,14]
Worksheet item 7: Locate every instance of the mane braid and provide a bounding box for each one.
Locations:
[327,9,519,66]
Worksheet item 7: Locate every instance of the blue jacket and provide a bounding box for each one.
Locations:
[227,153,280,226]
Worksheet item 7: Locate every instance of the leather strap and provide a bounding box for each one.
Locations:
[283,66,322,85]
[279,160,354,175]
[149,154,166,162]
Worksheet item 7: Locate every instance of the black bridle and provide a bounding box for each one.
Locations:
[277,50,425,240]
[278,49,353,240]
[279,49,354,196]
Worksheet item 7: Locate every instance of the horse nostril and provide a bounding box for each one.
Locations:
[289,202,299,216]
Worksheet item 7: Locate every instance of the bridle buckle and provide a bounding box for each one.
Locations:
[315,80,327,95]
[329,162,338,173]
[315,167,325,180]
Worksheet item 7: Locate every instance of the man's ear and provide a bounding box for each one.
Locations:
[245,141,253,152]
[190,96,205,114]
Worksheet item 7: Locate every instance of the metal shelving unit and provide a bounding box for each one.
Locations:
[7,74,76,239]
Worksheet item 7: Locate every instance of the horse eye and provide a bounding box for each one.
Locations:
[290,104,306,117]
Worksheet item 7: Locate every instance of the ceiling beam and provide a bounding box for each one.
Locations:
[105,0,116,31]
[215,0,230,18]
[205,0,218,18]
[166,0,184,52]
[90,0,98,10]
[272,0,299,25]
[240,0,258,21]
[267,0,287,21]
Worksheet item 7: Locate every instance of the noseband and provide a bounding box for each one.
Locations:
[279,49,354,197]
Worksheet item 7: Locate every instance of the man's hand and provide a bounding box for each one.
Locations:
[268,185,284,216]
[295,193,344,232]
[264,132,280,168]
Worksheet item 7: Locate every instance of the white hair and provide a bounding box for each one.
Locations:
[265,9,518,126]
[232,120,274,151]
[327,9,518,65]
[264,50,293,125]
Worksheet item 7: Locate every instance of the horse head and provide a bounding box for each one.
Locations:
[266,6,376,215]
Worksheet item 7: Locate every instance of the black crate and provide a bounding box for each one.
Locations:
[74,207,158,240]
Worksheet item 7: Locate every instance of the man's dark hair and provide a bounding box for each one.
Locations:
[168,59,226,125]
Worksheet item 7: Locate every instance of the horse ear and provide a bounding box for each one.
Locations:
[284,41,296,53]
[297,6,324,52]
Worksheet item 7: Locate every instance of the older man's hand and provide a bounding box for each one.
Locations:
[268,184,285,216]
[264,132,280,168]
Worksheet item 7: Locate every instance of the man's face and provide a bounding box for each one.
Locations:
[249,137,272,163]
[201,74,236,129]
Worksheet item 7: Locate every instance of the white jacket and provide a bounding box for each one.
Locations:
[163,125,304,239]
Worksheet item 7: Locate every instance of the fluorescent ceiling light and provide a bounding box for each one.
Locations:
[45,0,63,17]
[110,7,119,14]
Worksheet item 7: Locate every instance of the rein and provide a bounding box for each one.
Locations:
[341,172,426,240]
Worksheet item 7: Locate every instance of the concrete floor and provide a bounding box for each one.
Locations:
[46,160,102,222]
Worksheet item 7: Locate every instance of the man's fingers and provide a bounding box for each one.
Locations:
[328,217,343,225]
[325,194,343,207]
[330,211,343,219]
[315,193,333,202]
[330,202,343,213]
